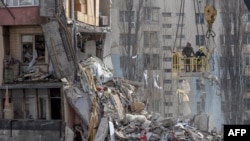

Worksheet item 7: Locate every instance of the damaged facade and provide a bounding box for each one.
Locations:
[0,0,112,140]
[0,0,227,141]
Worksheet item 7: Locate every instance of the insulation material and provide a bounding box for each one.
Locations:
[80,56,113,84]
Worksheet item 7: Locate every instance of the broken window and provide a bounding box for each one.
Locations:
[50,88,61,120]
[22,35,46,64]
[4,0,39,6]
[25,90,36,119]
[12,89,24,119]
[1,88,61,120]
[38,89,48,119]
[144,31,158,47]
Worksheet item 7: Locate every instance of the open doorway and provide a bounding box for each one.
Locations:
[50,88,61,119]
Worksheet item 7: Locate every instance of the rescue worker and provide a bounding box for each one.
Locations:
[173,47,182,71]
[195,46,206,72]
[182,41,195,72]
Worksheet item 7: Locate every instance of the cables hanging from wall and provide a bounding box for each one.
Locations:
[173,0,185,52]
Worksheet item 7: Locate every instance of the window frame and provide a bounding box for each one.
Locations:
[21,34,46,64]
[162,12,171,17]
[163,57,171,61]
[163,35,172,39]
[119,33,136,46]
[245,56,250,66]
[1,88,59,120]
[119,10,135,22]
[162,46,172,50]
[143,54,160,70]
[243,33,250,45]
[162,24,172,28]
[4,0,39,7]
[144,31,158,47]
[196,35,205,46]
[195,13,204,24]
[144,7,160,23]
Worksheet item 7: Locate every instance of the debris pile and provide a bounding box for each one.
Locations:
[62,56,222,141]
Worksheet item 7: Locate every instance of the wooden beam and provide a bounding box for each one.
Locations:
[94,118,109,141]
[66,0,71,18]
[95,0,99,26]
[87,0,94,16]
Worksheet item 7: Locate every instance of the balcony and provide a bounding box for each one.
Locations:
[71,0,110,27]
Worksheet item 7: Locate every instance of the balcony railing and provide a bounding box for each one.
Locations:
[172,52,210,73]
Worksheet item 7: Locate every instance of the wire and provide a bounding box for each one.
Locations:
[193,0,200,43]
[173,0,184,51]
[196,0,207,48]
[179,0,185,49]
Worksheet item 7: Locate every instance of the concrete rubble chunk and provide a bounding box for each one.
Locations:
[94,118,109,141]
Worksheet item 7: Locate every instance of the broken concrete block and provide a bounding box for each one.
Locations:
[94,118,109,141]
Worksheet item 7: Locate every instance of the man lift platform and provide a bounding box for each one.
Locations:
[172,51,209,77]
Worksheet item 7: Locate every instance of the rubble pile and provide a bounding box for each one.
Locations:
[63,56,222,141]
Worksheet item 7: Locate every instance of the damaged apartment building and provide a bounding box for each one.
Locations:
[0,0,111,141]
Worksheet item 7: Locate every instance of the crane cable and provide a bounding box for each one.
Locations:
[173,0,185,52]
[195,1,217,70]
